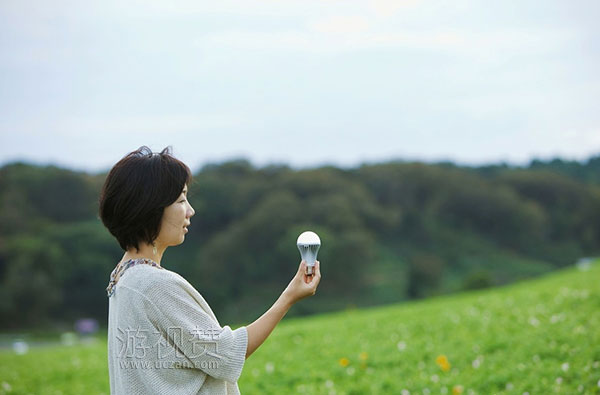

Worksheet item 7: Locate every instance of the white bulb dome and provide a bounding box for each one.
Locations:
[297,231,321,246]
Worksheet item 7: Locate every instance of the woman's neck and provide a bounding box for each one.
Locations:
[122,243,165,266]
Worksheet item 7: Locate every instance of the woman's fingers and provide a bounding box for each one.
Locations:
[294,260,321,287]
[311,261,321,288]
[297,260,306,276]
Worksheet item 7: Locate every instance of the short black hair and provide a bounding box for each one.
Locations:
[99,146,193,252]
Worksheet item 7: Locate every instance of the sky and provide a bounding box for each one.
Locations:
[1,0,598,174]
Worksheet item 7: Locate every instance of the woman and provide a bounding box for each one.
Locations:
[100,146,321,394]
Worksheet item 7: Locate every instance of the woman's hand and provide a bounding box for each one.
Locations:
[281,260,321,306]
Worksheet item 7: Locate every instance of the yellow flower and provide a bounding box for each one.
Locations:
[436,355,451,372]
[339,358,350,367]
[452,385,464,395]
[359,352,368,361]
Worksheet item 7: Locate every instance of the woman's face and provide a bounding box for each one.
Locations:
[157,184,195,247]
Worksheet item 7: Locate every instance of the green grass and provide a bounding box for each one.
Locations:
[2,261,600,394]
[0,338,108,395]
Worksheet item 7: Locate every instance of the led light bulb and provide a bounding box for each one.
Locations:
[297,231,321,275]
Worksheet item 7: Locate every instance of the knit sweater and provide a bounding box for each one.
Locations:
[107,264,248,395]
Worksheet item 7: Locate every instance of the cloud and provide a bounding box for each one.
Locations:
[309,15,370,34]
[0,113,252,139]
[198,25,577,58]
[53,114,251,136]
[370,0,422,18]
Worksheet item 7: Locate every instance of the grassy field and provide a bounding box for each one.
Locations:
[1,260,599,394]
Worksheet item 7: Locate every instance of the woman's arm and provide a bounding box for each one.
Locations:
[245,294,292,358]
[245,260,321,358]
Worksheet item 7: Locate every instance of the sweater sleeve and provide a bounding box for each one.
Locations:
[144,275,248,383]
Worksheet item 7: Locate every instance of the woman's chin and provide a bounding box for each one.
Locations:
[170,236,185,246]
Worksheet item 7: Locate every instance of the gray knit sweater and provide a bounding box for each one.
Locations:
[108,264,248,394]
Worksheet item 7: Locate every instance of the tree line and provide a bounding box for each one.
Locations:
[0,156,599,329]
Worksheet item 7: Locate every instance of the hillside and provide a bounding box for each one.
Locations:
[239,259,600,394]
[1,260,598,394]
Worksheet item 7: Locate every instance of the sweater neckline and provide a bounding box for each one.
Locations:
[122,257,161,266]
[106,258,164,297]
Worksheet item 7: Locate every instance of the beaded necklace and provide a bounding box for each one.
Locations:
[106,258,163,297]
